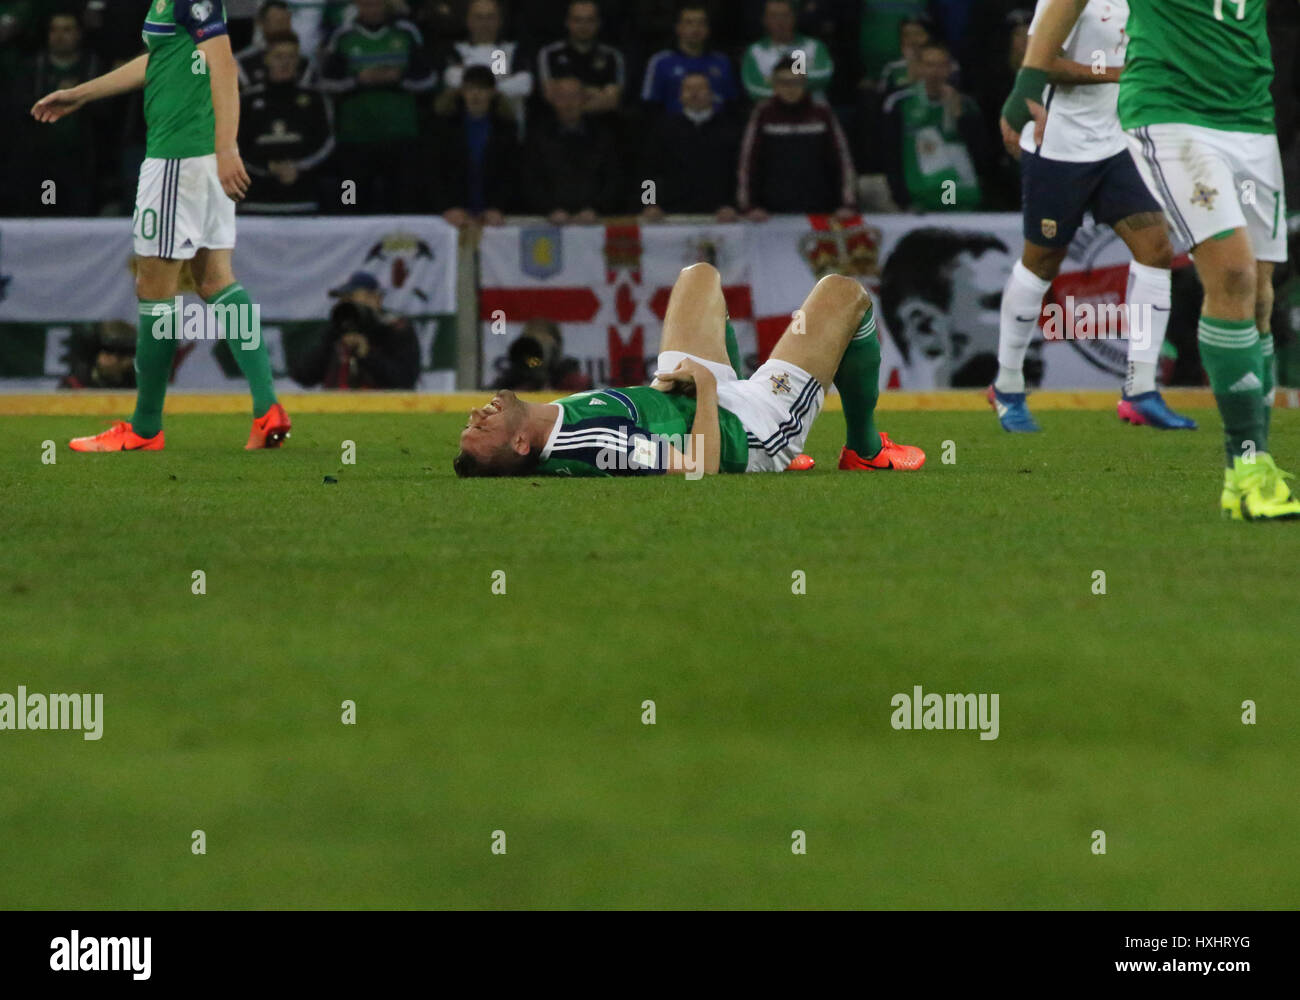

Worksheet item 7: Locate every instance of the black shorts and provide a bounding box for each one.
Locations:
[1021,149,1162,248]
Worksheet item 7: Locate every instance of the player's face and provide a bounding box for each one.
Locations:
[458,390,527,468]
[567,3,599,43]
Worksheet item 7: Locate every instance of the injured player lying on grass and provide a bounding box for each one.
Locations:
[454,264,925,477]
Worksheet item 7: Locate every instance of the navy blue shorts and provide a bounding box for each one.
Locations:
[1020,149,1162,248]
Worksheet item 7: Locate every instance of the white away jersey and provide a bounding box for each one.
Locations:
[1020,0,1128,162]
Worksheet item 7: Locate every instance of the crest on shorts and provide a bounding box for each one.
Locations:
[1191,183,1218,210]
[769,371,793,395]
[1041,219,1058,239]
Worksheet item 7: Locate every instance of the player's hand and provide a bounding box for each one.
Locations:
[31,88,85,123]
[651,358,714,397]
[217,148,251,201]
[340,332,370,358]
[999,100,1043,159]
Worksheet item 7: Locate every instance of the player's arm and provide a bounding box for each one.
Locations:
[1046,51,1121,86]
[655,359,721,476]
[1000,0,1089,146]
[201,35,251,201]
[31,52,148,122]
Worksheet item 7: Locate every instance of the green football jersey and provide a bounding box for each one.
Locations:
[536,387,750,477]
[1119,0,1274,134]
[142,0,228,159]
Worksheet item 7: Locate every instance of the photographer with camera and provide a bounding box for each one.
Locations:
[291,271,420,389]
[492,319,592,393]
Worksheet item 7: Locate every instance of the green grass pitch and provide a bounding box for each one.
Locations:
[2,407,1298,909]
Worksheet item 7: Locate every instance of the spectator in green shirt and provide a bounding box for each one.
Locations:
[741,0,834,102]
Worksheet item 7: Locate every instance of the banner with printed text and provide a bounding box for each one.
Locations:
[0,216,459,389]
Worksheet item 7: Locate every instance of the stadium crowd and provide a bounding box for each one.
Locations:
[0,0,1129,222]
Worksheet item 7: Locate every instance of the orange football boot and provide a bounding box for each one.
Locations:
[246,402,292,450]
[68,421,164,452]
[786,454,816,471]
[838,431,925,471]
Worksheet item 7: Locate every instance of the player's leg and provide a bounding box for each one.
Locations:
[1111,208,1196,429]
[991,240,1062,431]
[1257,261,1276,443]
[655,263,738,383]
[69,157,189,452]
[1128,124,1295,519]
[767,274,923,469]
[192,155,291,449]
[991,150,1080,432]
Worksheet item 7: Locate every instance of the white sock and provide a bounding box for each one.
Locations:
[995,261,1052,394]
[1124,260,1171,396]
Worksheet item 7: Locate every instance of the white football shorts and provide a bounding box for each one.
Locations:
[132,154,236,261]
[656,350,825,473]
[1126,123,1287,262]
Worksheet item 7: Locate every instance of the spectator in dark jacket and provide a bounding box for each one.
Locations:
[737,56,857,219]
[236,1,312,89]
[523,74,622,223]
[239,32,335,213]
[641,71,742,222]
[433,64,518,227]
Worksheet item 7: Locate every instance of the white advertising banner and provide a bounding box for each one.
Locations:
[0,216,458,388]
[479,214,1170,391]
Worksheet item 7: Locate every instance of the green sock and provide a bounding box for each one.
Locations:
[130,297,179,438]
[724,318,743,377]
[834,306,882,457]
[1198,317,1265,466]
[207,282,276,418]
[1260,332,1275,447]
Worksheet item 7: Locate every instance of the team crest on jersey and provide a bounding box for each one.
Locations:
[769,372,793,395]
[1191,183,1218,210]
[1041,219,1058,239]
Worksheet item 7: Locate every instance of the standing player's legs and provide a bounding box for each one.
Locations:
[1128,124,1295,519]
[766,274,924,469]
[188,248,281,434]
[991,149,1080,432]
[653,262,743,386]
[1110,209,1195,429]
[68,156,193,452]
[1256,261,1276,442]
[130,255,184,440]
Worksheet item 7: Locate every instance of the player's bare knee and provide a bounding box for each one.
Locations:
[679,262,721,287]
[816,273,868,312]
[1217,263,1257,304]
[197,279,227,301]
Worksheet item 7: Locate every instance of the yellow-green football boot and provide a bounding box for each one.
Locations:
[1230,454,1300,522]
